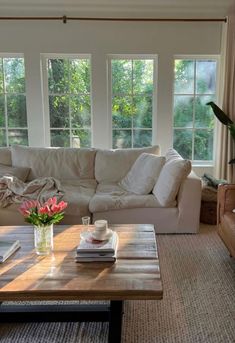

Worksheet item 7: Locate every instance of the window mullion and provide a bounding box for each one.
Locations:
[2,59,9,147]
[68,59,72,147]
[192,60,197,161]
[131,59,134,148]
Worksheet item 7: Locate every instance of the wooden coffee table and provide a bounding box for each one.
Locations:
[0,224,163,343]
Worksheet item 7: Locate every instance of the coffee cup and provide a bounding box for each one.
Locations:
[92,220,108,240]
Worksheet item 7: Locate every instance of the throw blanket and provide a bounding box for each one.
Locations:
[202,173,227,189]
[0,176,64,208]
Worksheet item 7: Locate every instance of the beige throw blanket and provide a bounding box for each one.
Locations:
[0,176,64,207]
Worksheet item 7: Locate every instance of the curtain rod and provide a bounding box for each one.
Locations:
[0,16,227,24]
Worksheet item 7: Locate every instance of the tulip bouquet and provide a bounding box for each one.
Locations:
[19,197,68,226]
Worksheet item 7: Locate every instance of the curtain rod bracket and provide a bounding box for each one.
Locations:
[62,15,67,24]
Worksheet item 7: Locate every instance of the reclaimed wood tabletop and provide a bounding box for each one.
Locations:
[0,224,163,301]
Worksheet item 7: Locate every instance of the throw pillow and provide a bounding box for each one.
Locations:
[153,149,191,206]
[0,164,30,182]
[119,153,166,195]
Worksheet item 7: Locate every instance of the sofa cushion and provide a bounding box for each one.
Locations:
[120,153,165,195]
[61,179,97,217]
[0,179,97,225]
[0,148,12,166]
[153,148,191,207]
[0,164,30,182]
[89,182,164,213]
[95,145,160,183]
[11,145,97,181]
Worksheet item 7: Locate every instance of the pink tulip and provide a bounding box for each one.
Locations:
[20,200,39,211]
[38,205,51,216]
[51,204,61,214]
[44,197,57,206]
[18,208,30,217]
[19,197,68,225]
[58,201,67,211]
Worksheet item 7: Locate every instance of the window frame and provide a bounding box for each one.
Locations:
[41,53,93,148]
[0,53,28,147]
[107,54,158,149]
[173,55,220,167]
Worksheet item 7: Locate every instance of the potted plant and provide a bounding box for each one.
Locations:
[19,197,68,255]
[207,101,235,164]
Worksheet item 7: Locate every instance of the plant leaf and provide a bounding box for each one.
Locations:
[229,158,235,164]
[206,101,233,126]
[228,123,235,141]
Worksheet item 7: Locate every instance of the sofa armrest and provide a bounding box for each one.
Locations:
[177,171,202,233]
[217,184,235,223]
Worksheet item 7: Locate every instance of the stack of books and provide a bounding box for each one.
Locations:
[0,240,20,263]
[76,231,118,262]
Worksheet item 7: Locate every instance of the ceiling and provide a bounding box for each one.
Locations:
[0,0,234,18]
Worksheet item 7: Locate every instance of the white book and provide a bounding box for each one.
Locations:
[76,255,117,262]
[76,252,114,258]
[76,247,118,263]
[77,231,118,254]
[0,240,21,263]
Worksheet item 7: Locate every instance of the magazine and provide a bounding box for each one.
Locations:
[0,240,21,263]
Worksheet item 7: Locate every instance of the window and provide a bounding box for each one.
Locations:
[46,56,91,147]
[0,56,28,146]
[173,58,218,162]
[110,57,155,148]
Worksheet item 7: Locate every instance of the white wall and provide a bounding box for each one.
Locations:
[0,20,222,175]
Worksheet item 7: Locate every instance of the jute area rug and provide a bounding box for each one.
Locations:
[0,224,234,343]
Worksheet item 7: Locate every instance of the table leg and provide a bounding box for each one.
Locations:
[108,301,124,343]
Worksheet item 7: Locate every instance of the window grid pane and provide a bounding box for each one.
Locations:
[0,57,28,147]
[173,59,216,162]
[111,58,154,149]
[47,58,91,148]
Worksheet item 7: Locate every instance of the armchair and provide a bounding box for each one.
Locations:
[217,184,235,257]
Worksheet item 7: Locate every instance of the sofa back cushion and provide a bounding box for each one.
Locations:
[153,148,191,206]
[0,148,12,166]
[0,164,30,182]
[11,145,97,181]
[95,145,161,183]
[120,153,165,195]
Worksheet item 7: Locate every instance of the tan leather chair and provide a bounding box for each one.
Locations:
[217,184,235,257]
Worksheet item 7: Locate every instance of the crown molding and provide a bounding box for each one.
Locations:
[0,0,233,17]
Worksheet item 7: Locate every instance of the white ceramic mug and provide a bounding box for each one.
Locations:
[92,220,108,240]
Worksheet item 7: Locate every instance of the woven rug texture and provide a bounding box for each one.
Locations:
[0,224,234,343]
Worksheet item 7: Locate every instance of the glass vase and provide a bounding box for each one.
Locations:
[34,224,53,255]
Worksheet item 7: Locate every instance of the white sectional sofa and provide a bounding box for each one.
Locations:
[0,145,202,233]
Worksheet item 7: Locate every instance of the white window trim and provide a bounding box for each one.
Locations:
[0,53,24,58]
[41,53,93,147]
[107,54,158,149]
[173,54,220,167]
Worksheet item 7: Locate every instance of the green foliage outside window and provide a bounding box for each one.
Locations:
[111,59,154,148]
[48,58,91,147]
[173,59,216,161]
[0,57,28,146]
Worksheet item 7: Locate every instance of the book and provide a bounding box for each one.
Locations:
[76,231,118,262]
[77,231,118,254]
[76,252,114,258]
[0,240,21,263]
[75,255,117,262]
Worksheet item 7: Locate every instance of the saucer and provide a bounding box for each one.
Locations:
[91,228,113,241]
[80,228,113,242]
